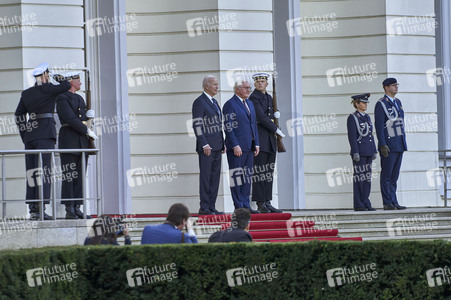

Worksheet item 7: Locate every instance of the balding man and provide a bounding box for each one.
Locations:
[192,75,225,215]
[223,81,260,214]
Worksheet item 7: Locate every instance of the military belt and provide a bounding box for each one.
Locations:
[35,113,54,119]
[62,121,87,127]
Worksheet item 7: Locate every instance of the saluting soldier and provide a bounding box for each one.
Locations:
[374,78,407,210]
[56,71,98,219]
[347,93,377,211]
[15,62,70,220]
[249,72,284,213]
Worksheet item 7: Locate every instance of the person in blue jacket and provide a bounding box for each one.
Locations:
[347,93,377,211]
[141,203,198,244]
[374,78,407,210]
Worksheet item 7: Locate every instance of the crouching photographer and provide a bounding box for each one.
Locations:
[84,215,131,246]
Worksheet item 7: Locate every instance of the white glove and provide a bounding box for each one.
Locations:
[276,128,285,138]
[186,219,196,237]
[86,128,98,140]
[86,110,95,118]
[274,111,280,118]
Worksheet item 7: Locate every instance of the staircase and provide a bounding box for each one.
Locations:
[290,207,451,241]
[120,213,362,244]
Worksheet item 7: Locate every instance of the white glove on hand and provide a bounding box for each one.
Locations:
[276,128,285,138]
[186,219,196,237]
[86,110,95,118]
[86,128,98,140]
[274,111,280,118]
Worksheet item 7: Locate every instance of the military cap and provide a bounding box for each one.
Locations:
[382,77,397,87]
[252,72,271,80]
[32,62,49,76]
[65,71,81,80]
[351,93,371,103]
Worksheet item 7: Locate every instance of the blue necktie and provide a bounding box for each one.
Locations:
[393,99,399,111]
[212,98,220,115]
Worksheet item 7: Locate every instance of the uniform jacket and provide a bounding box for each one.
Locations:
[347,111,377,157]
[56,91,89,152]
[15,81,70,143]
[249,89,278,153]
[192,93,225,152]
[374,95,407,152]
[223,95,260,152]
[141,223,198,244]
[208,228,252,243]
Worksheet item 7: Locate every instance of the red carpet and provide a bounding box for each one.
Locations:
[196,213,362,243]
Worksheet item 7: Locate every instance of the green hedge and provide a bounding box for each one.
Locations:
[0,241,450,299]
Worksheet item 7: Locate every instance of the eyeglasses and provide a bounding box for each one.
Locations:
[389,83,400,87]
[240,86,252,90]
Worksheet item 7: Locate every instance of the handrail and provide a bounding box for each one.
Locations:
[0,149,100,220]
[438,150,451,207]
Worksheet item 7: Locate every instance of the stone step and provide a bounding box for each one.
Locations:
[290,207,451,221]
[312,217,451,229]
[363,234,451,242]
[338,225,451,238]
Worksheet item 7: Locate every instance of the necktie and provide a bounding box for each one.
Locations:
[393,99,399,111]
[212,98,220,115]
[242,99,250,116]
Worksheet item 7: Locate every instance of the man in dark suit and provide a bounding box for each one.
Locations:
[374,78,407,210]
[141,203,198,244]
[249,73,284,213]
[192,75,225,215]
[56,71,98,219]
[208,208,252,243]
[223,80,260,213]
[15,62,70,220]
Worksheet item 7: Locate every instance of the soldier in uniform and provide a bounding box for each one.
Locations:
[15,62,70,220]
[346,93,377,211]
[374,78,407,210]
[249,73,284,213]
[56,71,98,219]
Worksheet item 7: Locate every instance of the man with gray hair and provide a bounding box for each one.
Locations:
[192,75,226,215]
[223,80,260,214]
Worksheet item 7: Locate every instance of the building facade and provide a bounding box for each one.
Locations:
[0,0,447,217]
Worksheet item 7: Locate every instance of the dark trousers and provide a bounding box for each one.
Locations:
[352,156,373,209]
[252,151,276,203]
[380,151,403,206]
[60,153,87,206]
[25,139,55,211]
[198,150,221,211]
[227,150,253,209]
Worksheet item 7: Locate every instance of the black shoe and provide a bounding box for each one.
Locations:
[30,211,52,220]
[393,204,406,210]
[257,202,270,213]
[383,204,396,210]
[249,208,261,214]
[74,205,92,219]
[265,201,283,213]
[210,208,224,215]
[198,209,215,215]
[43,212,52,220]
[65,206,79,219]
[30,212,39,220]
[354,207,368,211]
[367,207,377,211]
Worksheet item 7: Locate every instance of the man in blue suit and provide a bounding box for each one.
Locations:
[374,78,407,210]
[141,203,198,244]
[192,75,225,215]
[223,81,260,214]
